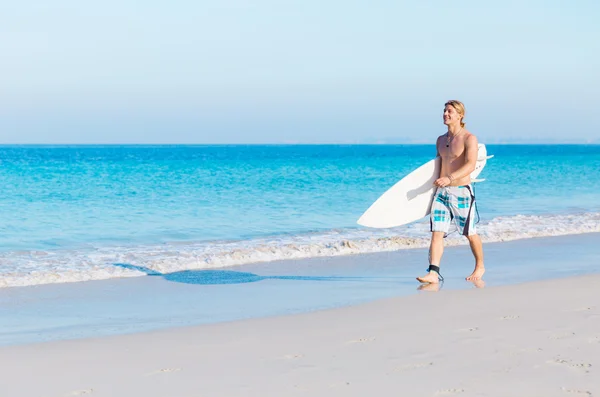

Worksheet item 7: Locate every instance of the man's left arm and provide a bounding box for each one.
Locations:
[448,135,478,181]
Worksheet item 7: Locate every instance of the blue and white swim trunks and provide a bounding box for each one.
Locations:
[430,185,477,236]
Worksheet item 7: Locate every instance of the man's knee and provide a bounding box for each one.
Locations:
[431,231,445,242]
[465,233,480,243]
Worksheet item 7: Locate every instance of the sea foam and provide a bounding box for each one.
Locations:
[1,212,598,288]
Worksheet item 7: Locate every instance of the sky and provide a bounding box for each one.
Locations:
[1,0,599,144]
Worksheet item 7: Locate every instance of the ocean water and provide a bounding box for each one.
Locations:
[1,144,599,288]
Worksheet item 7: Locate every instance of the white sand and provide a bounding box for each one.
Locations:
[1,275,599,397]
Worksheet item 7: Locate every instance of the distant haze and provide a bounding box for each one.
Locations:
[1,1,599,144]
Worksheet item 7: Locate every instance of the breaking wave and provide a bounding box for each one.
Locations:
[1,212,598,288]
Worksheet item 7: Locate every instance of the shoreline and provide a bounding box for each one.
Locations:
[1,233,599,348]
[1,274,599,396]
[2,211,599,289]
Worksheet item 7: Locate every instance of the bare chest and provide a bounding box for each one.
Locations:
[438,139,466,161]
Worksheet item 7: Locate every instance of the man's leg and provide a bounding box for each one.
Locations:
[465,233,485,280]
[457,186,484,281]
[416,231,445,284]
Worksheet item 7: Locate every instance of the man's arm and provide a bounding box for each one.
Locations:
[435,136,443,178]
[435,136,442,157]
[448,135,478,181]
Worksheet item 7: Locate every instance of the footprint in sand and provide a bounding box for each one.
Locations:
[505,347,543,356]
[457,327,479,332]
[435,388,465,395]
[65,390,93,396]
[522,347,543,354]
[281,354,304,360]
[549,332,576,340]
[548,358,592,373]
[145,368,182,376]
[328,381,351,389]
[347,337,376,344]
[394,362,434,372]
[561,388,593,396]
[588,336,600,344]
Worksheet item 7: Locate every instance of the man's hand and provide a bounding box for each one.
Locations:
[434,176,452,188]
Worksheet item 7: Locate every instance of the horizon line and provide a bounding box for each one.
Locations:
[0,142,598,146]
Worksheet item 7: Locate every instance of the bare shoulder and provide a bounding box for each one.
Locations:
[463,132,479,161]
[464,131,478,146]
[434,134,446,148]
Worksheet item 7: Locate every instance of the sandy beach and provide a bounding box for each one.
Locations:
[3,0,599,395]
[2,271,599,397]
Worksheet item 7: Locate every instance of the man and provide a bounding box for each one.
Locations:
[416,100,485,284]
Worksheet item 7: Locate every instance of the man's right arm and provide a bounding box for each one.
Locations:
[435,136,442,157]
[435,136,443,179]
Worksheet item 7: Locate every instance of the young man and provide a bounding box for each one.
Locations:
[416,100,485,284]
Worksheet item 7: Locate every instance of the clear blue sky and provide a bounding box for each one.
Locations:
[1,0,599,144]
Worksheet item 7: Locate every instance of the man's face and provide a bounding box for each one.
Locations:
[443,105,461,126]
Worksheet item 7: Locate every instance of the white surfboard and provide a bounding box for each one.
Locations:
[357,144,491,228]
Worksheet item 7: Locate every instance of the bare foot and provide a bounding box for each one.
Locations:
[417,271,440,284]
[466,266,485,281]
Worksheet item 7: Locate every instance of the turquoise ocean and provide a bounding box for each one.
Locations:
[1,144,599,289]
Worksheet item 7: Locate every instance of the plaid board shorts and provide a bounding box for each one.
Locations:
[430,185,477,236]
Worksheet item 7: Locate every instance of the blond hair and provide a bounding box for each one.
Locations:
[445,100,466,128]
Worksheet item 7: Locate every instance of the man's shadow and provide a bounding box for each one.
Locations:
[114,263,411,286]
